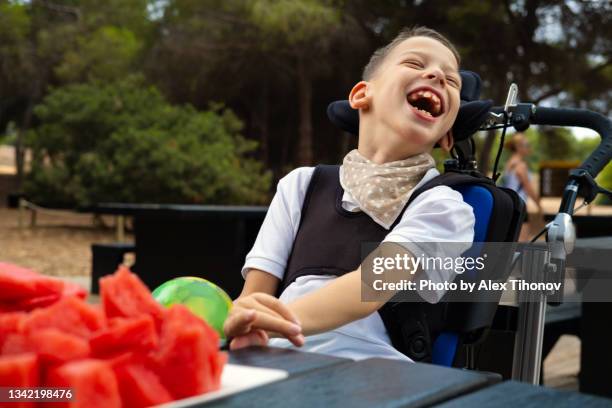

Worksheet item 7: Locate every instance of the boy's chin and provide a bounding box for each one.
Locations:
[395,129,438,150]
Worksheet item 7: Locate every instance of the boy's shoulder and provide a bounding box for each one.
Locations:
[278,166,316,189]
[412,183,467,206]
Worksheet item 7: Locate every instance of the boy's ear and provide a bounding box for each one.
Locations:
[349,81,371,110]
[438,130,454,152]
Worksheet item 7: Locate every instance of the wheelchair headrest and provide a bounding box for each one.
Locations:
[327,70,493,143]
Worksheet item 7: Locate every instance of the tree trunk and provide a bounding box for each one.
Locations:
[478,129,497,176]
[16,98,35,190]
[295,56,313,165]
[256,83,270,166]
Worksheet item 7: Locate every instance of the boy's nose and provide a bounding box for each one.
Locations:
[423,68,446,85]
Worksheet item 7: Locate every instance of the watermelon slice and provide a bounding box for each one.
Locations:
[0,262,64,301]
[14,280,87,311]
[100,266,164,327]
[0,312,24,349]
[90,315,158,357]
[22,296,105,339]
[114,363,173,407]
[0,266,226,407]
[0,353,38,408]
[151,305,222,398]
[47,359,121,408]
[0,352,39,385]
[2,329,90,364]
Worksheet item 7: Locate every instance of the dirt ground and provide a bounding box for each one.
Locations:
[0,207,132,277]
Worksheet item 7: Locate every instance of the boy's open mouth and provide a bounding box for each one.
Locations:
[406,88,444,118]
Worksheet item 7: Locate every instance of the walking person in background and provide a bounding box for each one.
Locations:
[502,133,543,241]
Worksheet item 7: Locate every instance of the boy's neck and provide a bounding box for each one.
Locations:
[357,129,432,165]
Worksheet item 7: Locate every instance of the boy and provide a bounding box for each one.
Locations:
[224,27,475,361]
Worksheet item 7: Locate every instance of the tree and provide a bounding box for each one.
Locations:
[0,0,153,189]
[25,77,271,206]
[147,0,363,169]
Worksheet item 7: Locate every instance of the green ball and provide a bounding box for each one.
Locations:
[152,277,233,339]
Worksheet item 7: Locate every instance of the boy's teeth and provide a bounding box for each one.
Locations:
[416,107,432,116]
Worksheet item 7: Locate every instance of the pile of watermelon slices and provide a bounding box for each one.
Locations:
[0,263,227,407]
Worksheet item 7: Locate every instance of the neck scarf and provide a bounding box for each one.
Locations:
[339,149,435,229]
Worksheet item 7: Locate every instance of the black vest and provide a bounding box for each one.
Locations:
[280,165,407,290]
[279,165,439,361]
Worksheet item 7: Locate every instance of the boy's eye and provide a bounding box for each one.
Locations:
[447,76,461,87]
[404,60,424,69]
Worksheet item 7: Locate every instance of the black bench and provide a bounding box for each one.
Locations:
[90,242,135,293]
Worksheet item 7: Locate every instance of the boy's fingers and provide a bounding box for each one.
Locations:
[224,309,256,337]
[252,313,302,338]
[229,330,269,350]
[229,336,251,350]
[237,297,296,327]
[288,334,305,347]
[252,293,301,325]
[253,329,270,345]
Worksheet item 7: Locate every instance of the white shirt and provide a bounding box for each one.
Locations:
[241,167,475,361]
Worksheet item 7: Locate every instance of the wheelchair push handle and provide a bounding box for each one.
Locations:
[491,105,612,179]
[489,104,611,213]
[529,107,612,180]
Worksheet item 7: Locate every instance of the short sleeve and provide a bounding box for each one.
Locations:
[241,167,315,280]
[383,185,475,303]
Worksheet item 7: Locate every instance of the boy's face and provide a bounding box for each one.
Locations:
[354,36,461,156]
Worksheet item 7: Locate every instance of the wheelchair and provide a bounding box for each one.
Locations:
[327,70,612,384]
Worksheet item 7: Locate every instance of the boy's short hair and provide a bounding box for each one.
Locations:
[362,26,461,80]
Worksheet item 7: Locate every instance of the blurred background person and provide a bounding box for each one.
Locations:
[502,133,543,241]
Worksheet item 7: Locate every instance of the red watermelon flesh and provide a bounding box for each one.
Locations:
[151,305,222,398]
[100,266,164,327]
[1,333,29,355]
[0,352,39,385]
[2,329,90,365]
[210,351,228,390]
[0,353,38,408]
[114,363,173,407]
[0,262,64,301]
[0,312,24,349]
[22,296,105,339]
[0,266,226,407]
[47,359,121,408]
[90,315,158,357]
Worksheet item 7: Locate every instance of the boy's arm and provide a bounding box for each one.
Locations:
[227,243,410,339]
[287,267,384,336]
[239,269,280,297]
[286,242,413,335]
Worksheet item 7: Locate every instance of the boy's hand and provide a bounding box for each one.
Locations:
[224,293,305,350]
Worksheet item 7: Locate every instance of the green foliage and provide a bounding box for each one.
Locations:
[597,162,612,205]
[0,2,30,41]
[25,77,271,206]
[249,0,341,45]
[0,2,31,92]
[55,26,142,83]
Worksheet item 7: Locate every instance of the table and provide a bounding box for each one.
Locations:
[435,380,612,408]
[567,236,612,397]
[93,203,267,298]
[201,347,495,408]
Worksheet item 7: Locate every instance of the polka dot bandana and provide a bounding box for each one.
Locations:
[339,149,435,229]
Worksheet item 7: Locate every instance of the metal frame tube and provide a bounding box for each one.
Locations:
[511,246,549,384]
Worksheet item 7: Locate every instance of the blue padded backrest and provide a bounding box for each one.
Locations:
[431,185,494,367]
[456,185,494,243]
